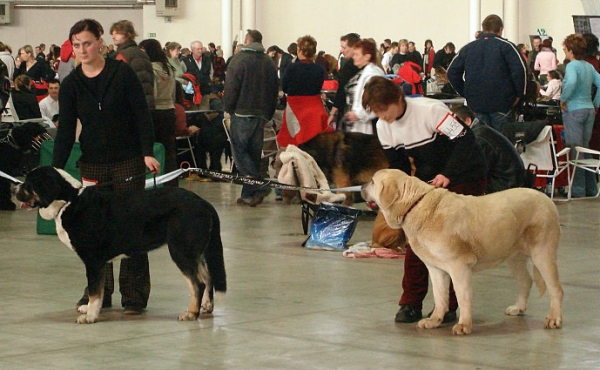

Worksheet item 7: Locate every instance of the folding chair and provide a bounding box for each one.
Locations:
[519,125,570,200]
[568,146,600,199]
[222,118,235,171]
[176,136,197,167]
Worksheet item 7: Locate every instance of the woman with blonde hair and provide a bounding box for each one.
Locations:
[276,35,333,147]
[15,44,54,82]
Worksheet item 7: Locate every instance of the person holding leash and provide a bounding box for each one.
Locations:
[362,76,487,324]
[52,19,160,315]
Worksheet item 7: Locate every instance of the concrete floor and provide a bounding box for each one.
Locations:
[1,178,599,370]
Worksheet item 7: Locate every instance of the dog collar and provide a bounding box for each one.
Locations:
[403,189,433,218]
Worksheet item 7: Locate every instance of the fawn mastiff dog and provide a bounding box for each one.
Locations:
[361,169,563,335]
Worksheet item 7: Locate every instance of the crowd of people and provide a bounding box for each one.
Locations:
[1,13,600,322]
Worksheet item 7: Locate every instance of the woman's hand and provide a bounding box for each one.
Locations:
[144,156,161,174]
[344,111,358,122]
[430,174,450,188]
[560,101,567,113]
[188,125,200,135]
[327,108,338,126]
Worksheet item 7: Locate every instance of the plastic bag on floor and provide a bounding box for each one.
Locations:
[303,202,362,250]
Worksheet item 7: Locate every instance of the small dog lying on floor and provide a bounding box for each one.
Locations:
[362,169,563,335]
[16,166,227,324]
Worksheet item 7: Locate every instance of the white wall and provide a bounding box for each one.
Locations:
[523,0,586,61]
[141,0,585,61]
[0,8,142,54]
[0,0,588,62]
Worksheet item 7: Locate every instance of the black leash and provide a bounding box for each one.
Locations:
[94,170,156,189]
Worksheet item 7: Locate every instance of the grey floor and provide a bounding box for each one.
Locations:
[1,178,599,370]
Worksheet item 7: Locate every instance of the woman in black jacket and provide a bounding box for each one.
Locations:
[16,45,54,82]
[53,18,160,315]
[11,74,42,119]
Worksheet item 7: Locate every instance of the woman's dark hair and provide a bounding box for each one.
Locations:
[69,19,104,42]
[296,35,317,60]
[165,41,181,56]
[540,38,553,51]
[547,70,561,80]
[353,39,378,64]
[174,80,184,105]
[139,38,172,75]
[362,76,405,112]
[583,33,599,57]
[14,74,32,92]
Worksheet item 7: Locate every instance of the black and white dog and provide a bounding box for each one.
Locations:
[16,166,227,324]
[0,122,51,210]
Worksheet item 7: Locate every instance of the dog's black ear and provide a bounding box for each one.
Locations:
[26,167,64,207]
[10,122,48,151]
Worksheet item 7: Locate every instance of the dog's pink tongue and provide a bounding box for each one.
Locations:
[366,201,379,211]
[19,202,32,210]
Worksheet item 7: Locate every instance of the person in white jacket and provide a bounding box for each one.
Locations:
[539,70,561,101]
[343,39,385,135]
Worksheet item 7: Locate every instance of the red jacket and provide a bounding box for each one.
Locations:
[398,61,423,95]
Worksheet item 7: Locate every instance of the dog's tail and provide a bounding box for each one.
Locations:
[205,211,227,293]
[533,265,547,297]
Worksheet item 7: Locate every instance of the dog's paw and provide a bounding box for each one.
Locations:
[178,311,199,321]
[504,305,526,316]
[452,323,472,335]
[417,317,441,329]
[200,302,214,314]
[544,316,562,329]
[77,305,88,314]
[76,314,97,324]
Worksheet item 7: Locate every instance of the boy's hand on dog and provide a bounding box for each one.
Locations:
[145,156,161,174]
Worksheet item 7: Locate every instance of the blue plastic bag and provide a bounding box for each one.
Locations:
[303,202,362,250]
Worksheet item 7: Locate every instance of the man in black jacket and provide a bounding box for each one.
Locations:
[327,32,360,127]
[223,29,278,207]
[447,14,526,133]
[453,106,525,194]
[182,41,213,110]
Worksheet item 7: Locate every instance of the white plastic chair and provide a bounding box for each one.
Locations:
[568,146,600,199]
[519,125,570,200]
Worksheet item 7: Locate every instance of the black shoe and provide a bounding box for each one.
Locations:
[427,307,458,324]
[394,305,422,323]
[123,306,144,315]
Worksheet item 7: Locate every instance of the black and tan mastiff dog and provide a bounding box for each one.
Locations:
[298,131,389,205]
[16,166,227,324]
